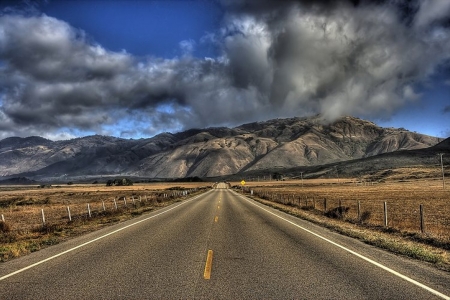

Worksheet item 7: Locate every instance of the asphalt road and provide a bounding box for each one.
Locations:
[1,188,449,299]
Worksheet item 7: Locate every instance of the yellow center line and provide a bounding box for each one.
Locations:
[203,250,214,280]
[214,216,218,222]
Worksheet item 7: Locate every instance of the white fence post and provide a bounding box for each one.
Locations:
[41,209,46,226]
[102,201,106,211]
[87,203,91,218]
[124,197,127,207]
[67,206,72,221]
[1,214,4,222]
[114,198,118,210]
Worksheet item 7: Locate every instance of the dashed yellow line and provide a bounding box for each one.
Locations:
[203,250,214,279]
[214,216,218,222]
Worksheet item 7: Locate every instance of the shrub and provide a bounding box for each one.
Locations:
[325,206,350,219]
[106,178,133,186]
[0,221,11,233]
[360,211,371,224]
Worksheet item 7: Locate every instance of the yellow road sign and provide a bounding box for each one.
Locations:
[241,180,246,186]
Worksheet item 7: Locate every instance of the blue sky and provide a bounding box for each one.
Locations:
[0,0,449,140]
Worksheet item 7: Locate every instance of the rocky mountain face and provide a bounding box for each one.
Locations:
[0,116,443,179]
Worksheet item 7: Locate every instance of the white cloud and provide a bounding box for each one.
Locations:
[415,0,450,29]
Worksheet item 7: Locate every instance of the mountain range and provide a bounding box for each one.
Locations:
[0,116,447,181]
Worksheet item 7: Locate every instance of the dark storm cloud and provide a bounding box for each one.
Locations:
[1,0,450,139]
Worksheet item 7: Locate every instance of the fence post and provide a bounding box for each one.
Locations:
[102,201,106,211]
[420,204,425,234]
[41,209,46,226]
[1,214,4,222]
[67,206,72,221]
[357,200,361,222]
[324,198,327,213]
[124,197,127,207]
[383,202,388,227]
[114,198,118,210]
[87,203,91,218]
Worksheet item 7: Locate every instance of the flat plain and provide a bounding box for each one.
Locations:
[0,178,449,269]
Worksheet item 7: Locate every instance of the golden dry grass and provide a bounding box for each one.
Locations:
[239,178,449,237]
[229,177,450,270]
[0,182,210,261]
[0,182,211,231]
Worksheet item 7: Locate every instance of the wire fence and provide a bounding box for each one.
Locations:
[0,188,206,233]
[243,187,450,239]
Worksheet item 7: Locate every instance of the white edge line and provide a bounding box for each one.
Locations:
[234,191,450,300]
[0,190,211,281]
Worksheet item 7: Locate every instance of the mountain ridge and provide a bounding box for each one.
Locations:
[0,116,445,180]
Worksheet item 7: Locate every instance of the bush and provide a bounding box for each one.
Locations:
[325,206,350,219]
[106,178,133,186]
[360,211,371,224]
[0,221,11,233]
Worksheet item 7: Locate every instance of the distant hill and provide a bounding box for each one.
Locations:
[0,116,444,180]
[0,177,38,185]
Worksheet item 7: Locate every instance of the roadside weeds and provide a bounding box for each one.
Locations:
[249,195,450,272]
[0,196,196,262]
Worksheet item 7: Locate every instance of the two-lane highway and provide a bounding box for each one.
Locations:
[1,188,449,299]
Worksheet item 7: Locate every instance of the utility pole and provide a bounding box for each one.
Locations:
[439,153,445,190]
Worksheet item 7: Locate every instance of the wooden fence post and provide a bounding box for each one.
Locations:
[102,201,106,211]
[357,200,361,222]
[420,204,425,234]
[67,206,72,221]
[87,203,91,218]
[41,209,46,226]
[324,198,327,213]
[1,214,4,222]
[114,198,118,210]
[383,202,388,227]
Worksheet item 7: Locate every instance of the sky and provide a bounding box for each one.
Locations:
[0,0,449,141]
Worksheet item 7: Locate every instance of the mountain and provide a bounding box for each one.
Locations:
[0,116,444,180]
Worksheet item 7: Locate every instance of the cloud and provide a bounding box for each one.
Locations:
[414,0,450,29]
[1,0,450,140]
[179,39,196,55]
[443,106,450,114]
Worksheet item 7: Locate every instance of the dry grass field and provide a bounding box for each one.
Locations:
[238,178,449,238]
[1,177,449,269]
[230,177,450,270]
[0,182,211,261]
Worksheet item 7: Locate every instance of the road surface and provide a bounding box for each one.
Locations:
[0,188,449,299]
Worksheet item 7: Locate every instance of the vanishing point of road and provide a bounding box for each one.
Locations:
[1,185,449,299]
